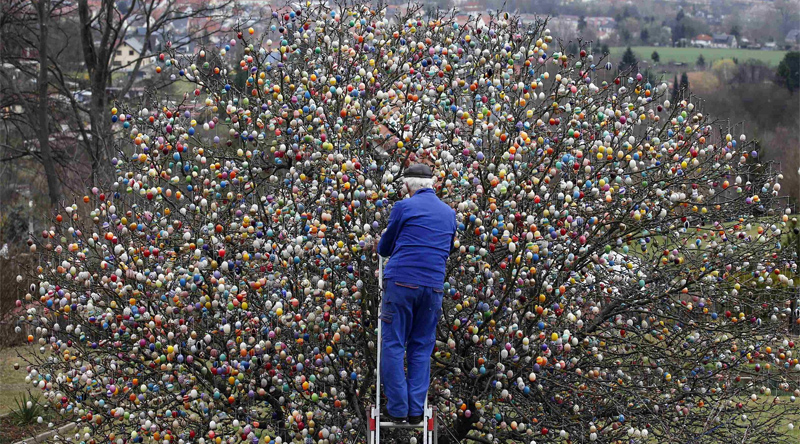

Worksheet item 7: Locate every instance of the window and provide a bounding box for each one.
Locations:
[129,50,134,55]
[116,50,122,55]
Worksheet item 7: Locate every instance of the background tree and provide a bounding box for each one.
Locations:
[0,0,75,209]
[696,54,706,69]
[651,50,660,64]
[671,74,680,99]
[671,8,703,46]
[11,3,800,444]
[712,58,738,83]
[680,71,690,92]
[777,51,800,94]
[729,24,741,41]
[620,46,638,71]
[672,8,686,43]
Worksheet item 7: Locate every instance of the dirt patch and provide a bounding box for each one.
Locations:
[0,414,52,444]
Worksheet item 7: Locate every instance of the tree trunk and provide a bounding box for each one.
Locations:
[78,0,114,185]
[88,75,110,185]
[35,0,62,209]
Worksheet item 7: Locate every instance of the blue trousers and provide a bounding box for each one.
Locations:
[380,279,443,418]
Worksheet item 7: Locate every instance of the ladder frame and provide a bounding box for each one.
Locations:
[368,256,437,444]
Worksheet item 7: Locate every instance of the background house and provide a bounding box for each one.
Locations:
[786,29,800,49]
[691,34,713,47]
[112,39,151,71]
[711,33,737,48]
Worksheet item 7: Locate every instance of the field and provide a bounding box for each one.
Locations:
[609,46,789,67]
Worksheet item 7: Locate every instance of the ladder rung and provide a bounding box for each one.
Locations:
[378,421,427,429]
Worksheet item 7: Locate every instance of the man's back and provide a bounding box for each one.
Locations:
[377,188,456,288]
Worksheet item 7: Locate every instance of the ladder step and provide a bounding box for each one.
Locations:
[378,421,427,429]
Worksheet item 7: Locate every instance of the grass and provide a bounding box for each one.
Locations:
[171,79,200,97]
[609,46,789,67]
[0,346,68,444]
[0,346,37,415]
[745,396,800,439]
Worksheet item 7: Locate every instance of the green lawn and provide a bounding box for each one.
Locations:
[0,346,37,415]
[610,46,789,67]
[171,78,201,97]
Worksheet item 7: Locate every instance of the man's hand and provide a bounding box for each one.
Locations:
[366,237,378,255]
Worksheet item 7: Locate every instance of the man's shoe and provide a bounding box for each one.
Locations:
[408,414,424,425]
[382,409,407,424]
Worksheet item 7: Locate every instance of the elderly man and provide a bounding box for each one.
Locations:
[376,163,457,425]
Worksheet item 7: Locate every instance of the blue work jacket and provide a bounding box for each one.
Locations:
[377,188,457,288]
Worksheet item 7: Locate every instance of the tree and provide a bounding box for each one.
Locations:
[578,15,587,32]
[697,54,706,69]
[640,28,649,43]
[566,41,579,56]
[601,42,610,55]
[671,9,704,45]
[672,9,685,43]
[777,51,800,94]
[680,71,690,91]
[620,46,638,71]
[619,26,632,43]
[14,4,800,444]
[0,0,69,210]
[730,24,741,40]
[671,73,680,98]
[651,50,660,64]
[712,58,738,83]
[641,67,659,85]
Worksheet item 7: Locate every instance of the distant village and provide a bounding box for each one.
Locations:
[101,0,799,79]
[3,0,798,107]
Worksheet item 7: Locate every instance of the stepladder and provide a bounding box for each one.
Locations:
[368,256,438,444]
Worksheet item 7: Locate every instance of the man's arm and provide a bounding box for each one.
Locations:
[377,202,404,257]
[449,211,457,255]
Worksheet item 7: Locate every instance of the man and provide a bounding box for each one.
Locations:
[376,163,457,425]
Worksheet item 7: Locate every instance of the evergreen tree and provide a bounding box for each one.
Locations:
[651,50,660,64]
[642,68,658,85]
[777,51,800,94]
[620,27,632,42]
[697,54,706,69]
[233,70,249,90]
[680,71,690,92]
[566,41,579,56]
[620,46,638,71]
[673,9,686,43]
[730,24,741,40]
[672,74,680,99]
[601,43,610,55]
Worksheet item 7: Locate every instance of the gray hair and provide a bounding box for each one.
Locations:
[404,176,435,195]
